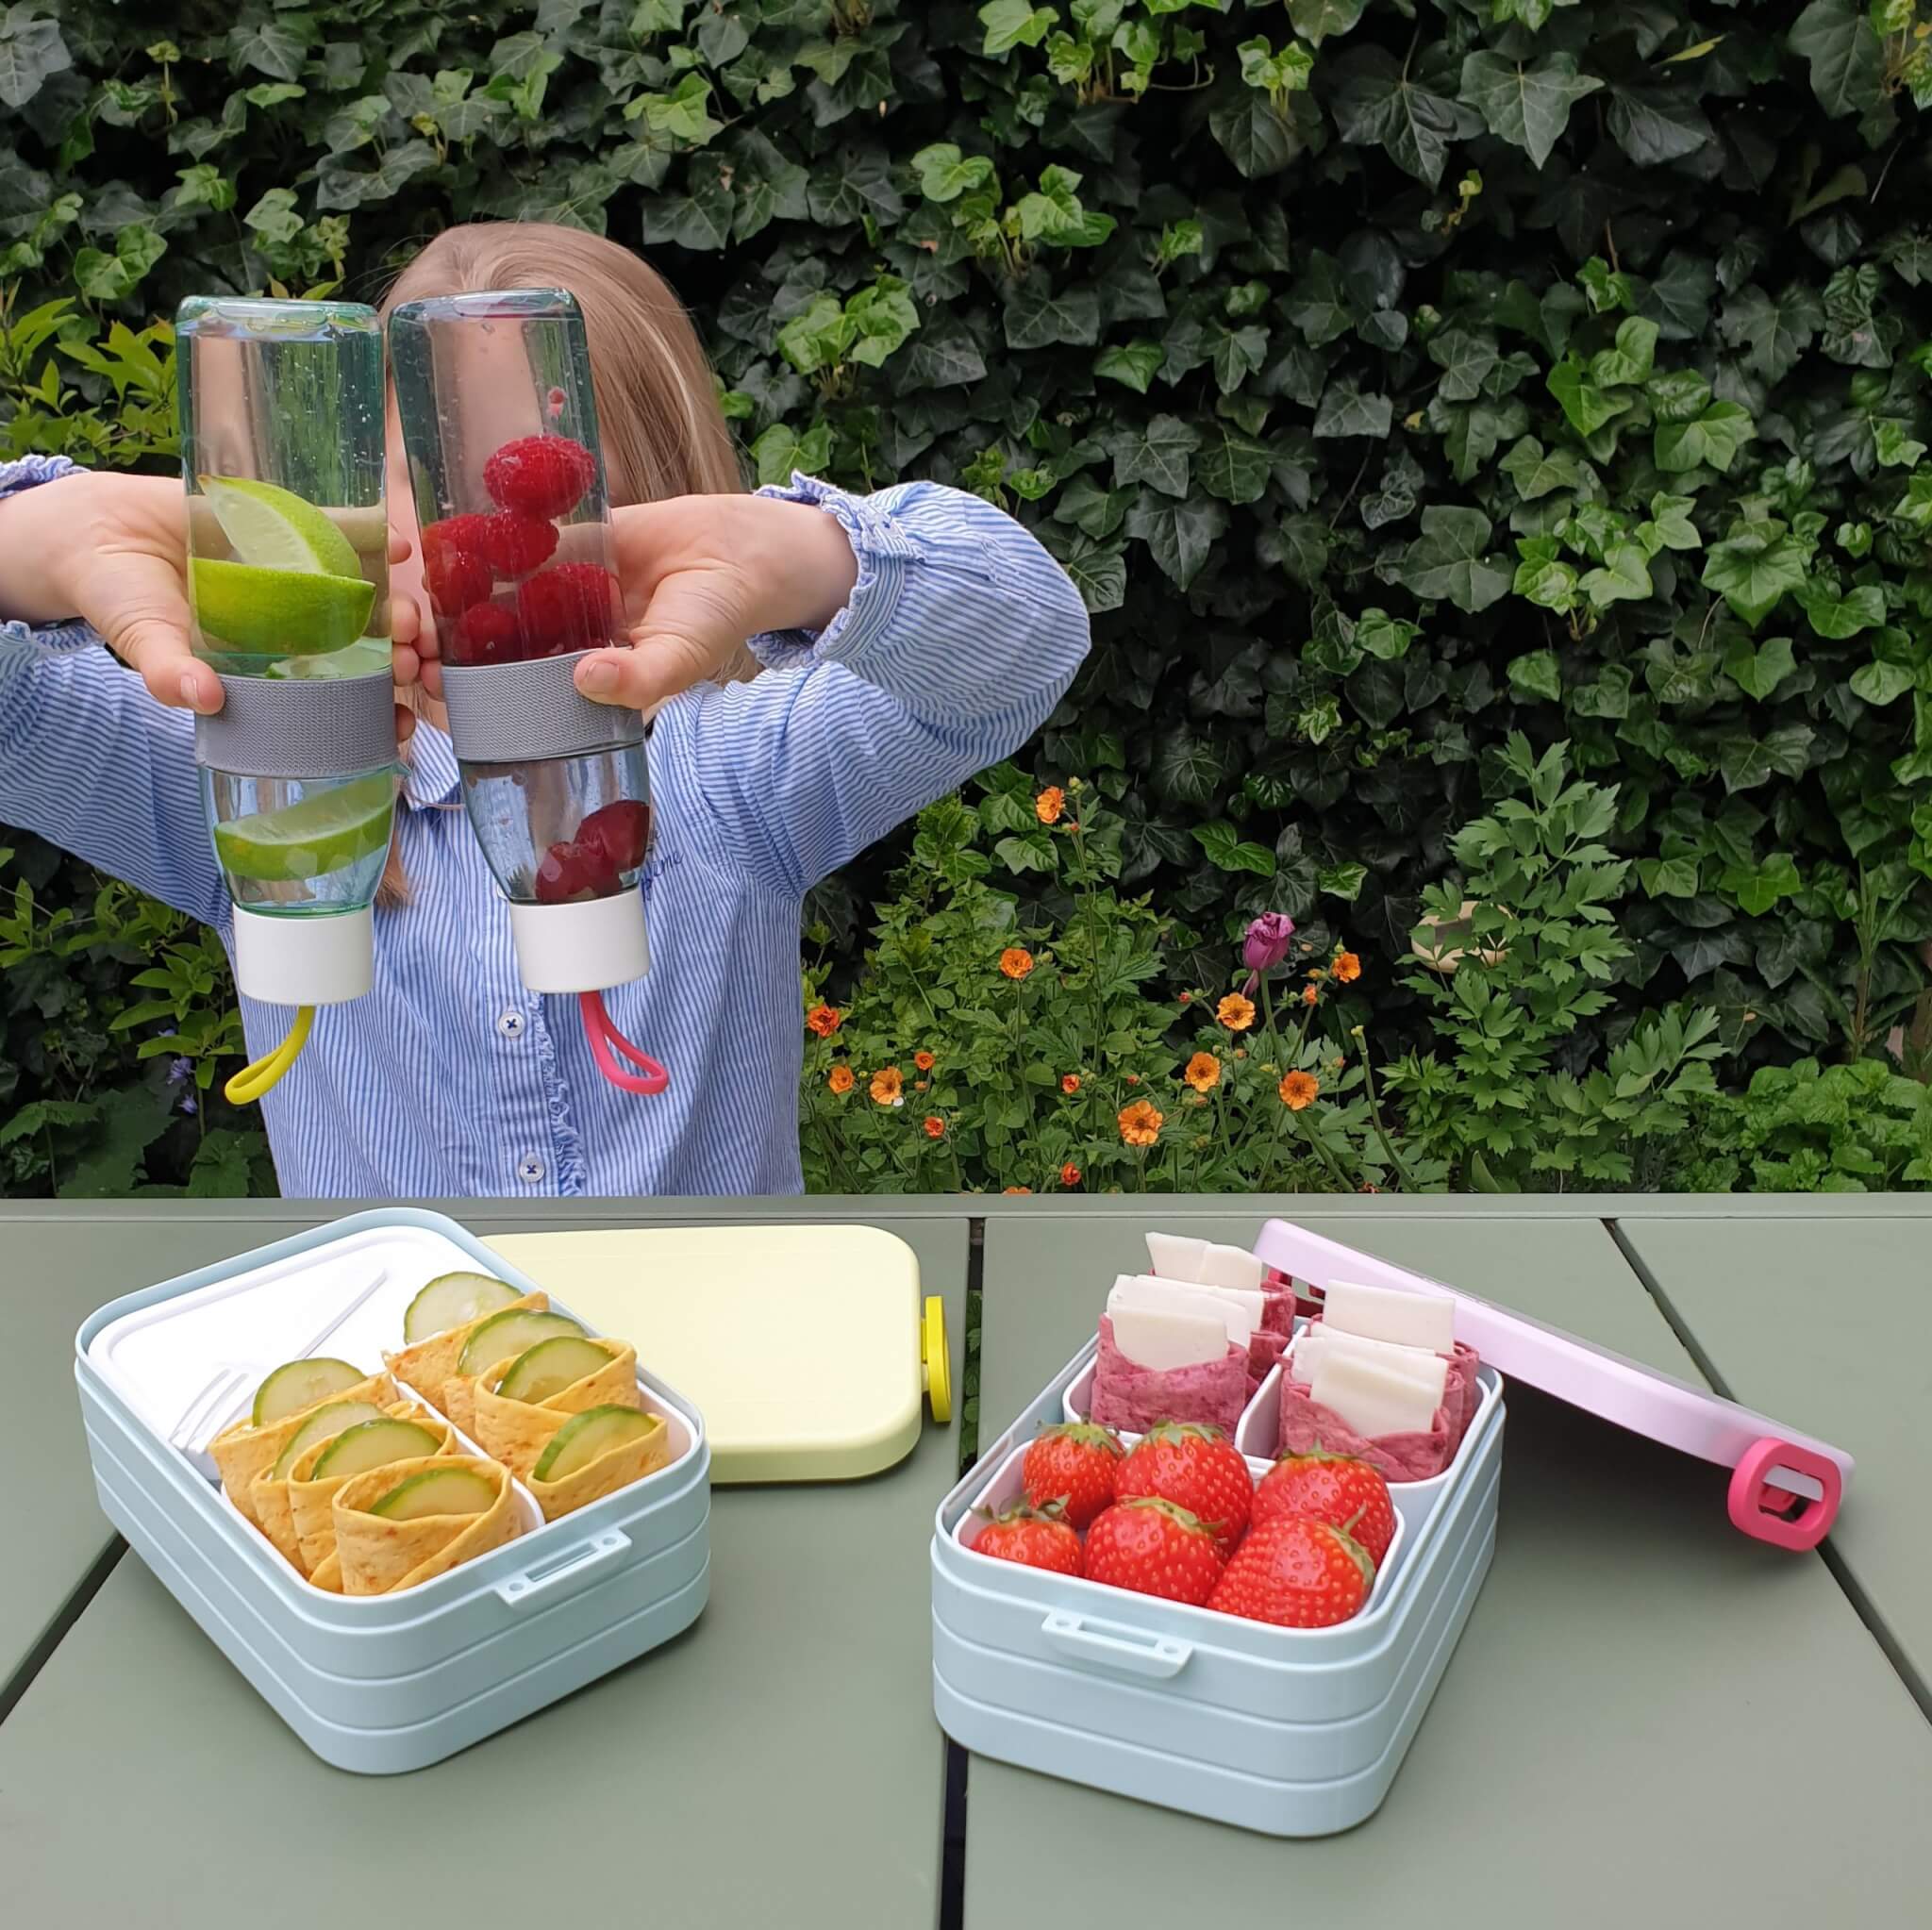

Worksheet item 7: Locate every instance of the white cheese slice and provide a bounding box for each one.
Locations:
[1144,1232,1208,1280]
[1294,1327,1448,1402]
[1309,1348,1444,1438]
[1108,1302,1231,1372]
[1108,1274,1259,1347]
[1195,1242,1267,1294]
[1322,1277,1456,1353]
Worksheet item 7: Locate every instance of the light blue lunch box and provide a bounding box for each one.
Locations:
[931,1268,1505,1837]
[73,1206,710,1774]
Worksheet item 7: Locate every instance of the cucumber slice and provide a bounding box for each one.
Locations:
[402,1272,523,1344]
[268,1400,389,1480]
[455,1306,584,1377]
[250,1356,364,1428]
[532,1406,660,1483]
[309,1417,441,1482]
[366,1465,498,1521]
[496,1336,612,1406]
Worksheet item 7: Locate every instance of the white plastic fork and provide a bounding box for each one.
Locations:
[172,1263,391,1483]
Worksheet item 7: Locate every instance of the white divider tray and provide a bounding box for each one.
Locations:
[75,1206,711,1773]
[932,1240,1507,1837]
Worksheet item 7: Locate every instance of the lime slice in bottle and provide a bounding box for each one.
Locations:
[212,773,395,883]
[198,474,363,576]
[191,557,375,657]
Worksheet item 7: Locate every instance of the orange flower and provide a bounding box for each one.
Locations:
[827,1064,855,1095]
[1179,990,1192,1004]
[1217,992,1256,1032]
[1118,1099,1164,1147]
[1059,1161,1081,1188]
[1124,1072,1141,1085]
[924,1115,946,1140]
[1334,951,1362,983]
[1303,983,1320,1007]
[914,1079,928,1091]
[1278,1070,1320,1111]
[999,947,1035,980]
[1035,786,1065,825]
[914,1050,936,1071]
[1183,1052,1221,1093]
[1003,1186,1032,1195]
[870,1066,903,1105]
[1060,1073,1081,1094]
[805,1004,841,1039]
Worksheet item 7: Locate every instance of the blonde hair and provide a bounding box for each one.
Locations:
[375,222,751,904]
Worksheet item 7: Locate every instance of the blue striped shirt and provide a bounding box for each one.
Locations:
[0,457,1090,1197]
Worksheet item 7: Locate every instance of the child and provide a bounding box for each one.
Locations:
[0,224,1091,1197]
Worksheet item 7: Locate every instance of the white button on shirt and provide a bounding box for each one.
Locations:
[516,1156,545,1185]
[496,1010,525,1039]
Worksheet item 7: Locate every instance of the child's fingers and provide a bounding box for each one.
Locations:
[391,593,422,649]
[388,530,414,566]
[92,556,222,713]
[574,569,749,711]
[394,702,416,745]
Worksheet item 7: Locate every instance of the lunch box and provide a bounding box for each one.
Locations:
[931,1217,1855,1837]
[74,1206,710,1774]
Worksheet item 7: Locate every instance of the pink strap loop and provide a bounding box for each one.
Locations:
[578,990,670,1095]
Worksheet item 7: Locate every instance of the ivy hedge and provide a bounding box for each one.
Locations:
[2,0,1931,1191]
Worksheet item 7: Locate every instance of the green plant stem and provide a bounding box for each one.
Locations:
[1355,1031,1415,1190]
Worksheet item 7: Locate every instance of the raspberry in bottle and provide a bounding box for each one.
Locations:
[387,288,667,1093]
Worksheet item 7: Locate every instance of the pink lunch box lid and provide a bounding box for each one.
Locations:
[1251,1217,1850,1553]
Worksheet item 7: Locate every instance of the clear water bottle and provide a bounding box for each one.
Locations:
[388,288,664,1091]
[177,297,397,1035]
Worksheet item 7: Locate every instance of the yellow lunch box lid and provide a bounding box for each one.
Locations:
[487,1223,949,1484]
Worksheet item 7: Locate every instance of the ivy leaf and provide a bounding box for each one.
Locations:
[1313,377,1392,440]
[978,1,1056,57]
[1154,726,1227,806]
[1427,325,1500,403]
[1507,649,1562,702]
[1719,853,1803,918]
[1331,46,1476,189]
[1639,857,1702,899]
[1108,413,1198,499]
[641,163,736,249]
[0,13,70,108]
[1849,657,1915,706]
[1093,341,1164,393]
[1579,541,1653,607]
[1644,368,1711,424]
[226,22,313,87]
[1718,285,1824,383]
[1319,861,1369,902]
[1788,0,1885,119]
[1040,530,1128,613]
[1717,726,1815,793]
[1607,81,1713,164]
[1655,401,1756,474]
[1499,436,1585,501]
[1724,634,1797,700]
[1004,276,1100,349]
[1125,494,1228,588]
[1357,609,1420,660]
[910,141,996,203]
[1288,0,1368,43]
[1547,358,1634,439]
[1874,420,1928,470]
[1208,92,1303,180]
[1702,527,1808,627]
[1396,507,1510,613]
[1795,579,1885,639]
[1193,821,1277,877]
[1457,53,1602,171]
[1196,424,1274,505]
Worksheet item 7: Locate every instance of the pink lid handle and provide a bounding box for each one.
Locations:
[1727,1438,1841,1551]
[578,989,669,1095]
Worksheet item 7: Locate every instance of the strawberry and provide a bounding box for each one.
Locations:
[1084,1497,1224,1606]
[972,1501,1082,1577]
[1021,1423,1124,1530]
[575,799,652,874]
[484,435,597,519]
[1252,1446,1396,1567]
[533,838,620,905]
[447,600,525,666]
[475,511,559,578]
[516,562,621,655]
[421,519,493,616]
[1113,1421,1254,1551]
[1208,1516,1372,1629]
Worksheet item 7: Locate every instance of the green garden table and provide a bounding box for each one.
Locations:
[963,1199,1932,1930]
[0,1201,969,1930]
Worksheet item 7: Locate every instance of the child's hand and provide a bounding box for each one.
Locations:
[579,494,858,711]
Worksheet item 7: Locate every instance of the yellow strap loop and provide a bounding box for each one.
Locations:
[223,1004,315,1106]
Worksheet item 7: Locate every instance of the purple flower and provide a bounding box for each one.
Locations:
[179,1093,198,1118]
[167,1056,193,1086]
[1241,912,1296,993]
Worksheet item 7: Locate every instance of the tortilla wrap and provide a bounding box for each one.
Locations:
[288,1402,454,1576]
[473,1339,641,1481]
[384,1291,547,1413]
[208,1372,398,1527]
[330,1455,522,1596]
[528,1410,671,1522]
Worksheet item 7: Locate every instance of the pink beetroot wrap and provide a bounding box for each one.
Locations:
[1242,1276,1301,1392]
[1274,1330,1483,1481]
[1091,1314,1248,1436]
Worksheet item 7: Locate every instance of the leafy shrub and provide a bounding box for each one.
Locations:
[4,0,1931,1194]
[1677,1057,1932,1190]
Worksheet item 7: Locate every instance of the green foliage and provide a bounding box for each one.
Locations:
[1676,1059,1932,1191]
[3,0,1932,1196]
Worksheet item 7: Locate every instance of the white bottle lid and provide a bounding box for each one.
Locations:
[508,891,649,994]
[230,904,374,1007]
